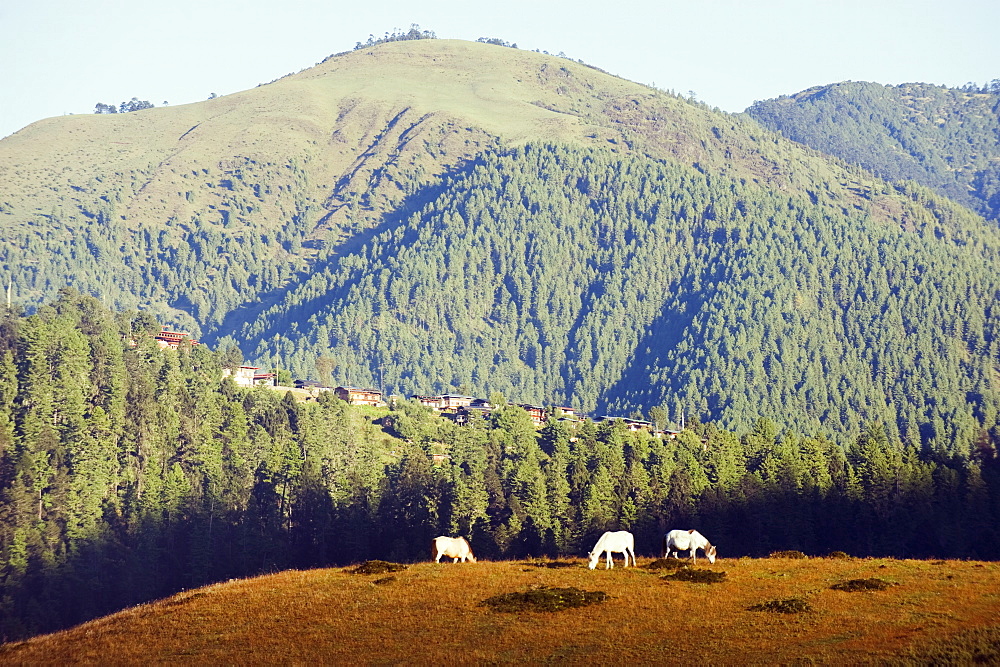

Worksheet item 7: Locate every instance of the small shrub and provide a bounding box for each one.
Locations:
[748,598,814,614]
[662,568,727,584]
[831,578,895,592]
[825,550,851,559]
[347,560,408,575]
[769,550,808,559]
[643,558,688,571]
[479,586,609,613]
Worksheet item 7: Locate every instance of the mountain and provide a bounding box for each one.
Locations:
[1,39,999,450]
[746,81,1000,222]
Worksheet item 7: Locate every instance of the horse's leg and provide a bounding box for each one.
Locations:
[606,551,613,569]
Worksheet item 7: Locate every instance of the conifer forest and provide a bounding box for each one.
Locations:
[1,292,999,640]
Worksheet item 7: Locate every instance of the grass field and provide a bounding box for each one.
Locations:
[2,556,998,663]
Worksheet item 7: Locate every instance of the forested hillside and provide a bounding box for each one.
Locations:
[2,293,1000,642]
[1,40,999,456]
[242,143,1000,454]
[746,81,1000,222]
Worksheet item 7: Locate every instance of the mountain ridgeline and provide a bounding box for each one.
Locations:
[0,40,999,453]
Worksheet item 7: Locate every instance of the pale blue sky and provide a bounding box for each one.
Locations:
[1,0,997,139]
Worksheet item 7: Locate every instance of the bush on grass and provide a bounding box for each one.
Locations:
[479,586,609,612]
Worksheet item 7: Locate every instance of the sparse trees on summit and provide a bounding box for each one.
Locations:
[93,98,154,114]
[354,24,436,50]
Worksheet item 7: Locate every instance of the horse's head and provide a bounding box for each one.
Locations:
[587,551,600,570]
[706,544,717,564]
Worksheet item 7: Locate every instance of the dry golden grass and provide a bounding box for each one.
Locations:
[2,556,999,664]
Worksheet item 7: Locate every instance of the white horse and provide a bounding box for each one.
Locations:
[663,529,717,564]
[588,530,636,570]
[433,536,476,563]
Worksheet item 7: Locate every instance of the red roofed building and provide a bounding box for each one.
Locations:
[154,327,198,350]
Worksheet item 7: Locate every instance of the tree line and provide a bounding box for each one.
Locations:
[1,291,999,641]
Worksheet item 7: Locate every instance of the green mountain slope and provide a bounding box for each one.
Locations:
[240,143,1000,452]
[746,81,1000,221]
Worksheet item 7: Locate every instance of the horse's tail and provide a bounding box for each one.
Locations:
[661,535,668,558]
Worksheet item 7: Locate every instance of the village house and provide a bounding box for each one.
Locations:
[335,386,384,406]
[452,398,494,424]
[295,379,328,390]
[591,416,679,437]
[223,366,276,387]
[554,406,578,419]
[517,403,547,426]
[412,394,476,412]
[154,327,198,350]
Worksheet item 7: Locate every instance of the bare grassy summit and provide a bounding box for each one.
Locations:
[2,558,998,663]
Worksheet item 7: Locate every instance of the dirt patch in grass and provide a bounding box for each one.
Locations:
[747,598,814,614]
[479,586,609,613]
[347,560,408,575]
[769,550,808,559]
[831,578,895,592]
[662,568,727,584]
[522,560,579,569]
[642,558,689,570]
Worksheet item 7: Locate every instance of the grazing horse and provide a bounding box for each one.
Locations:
[588,530,636,570]
[663,529,717,564]
[433,536,477,563]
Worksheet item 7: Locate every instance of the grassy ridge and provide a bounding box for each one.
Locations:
[3,557,998,663]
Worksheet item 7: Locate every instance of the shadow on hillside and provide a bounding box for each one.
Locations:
[208,157,485,351]
[593,261,722,416]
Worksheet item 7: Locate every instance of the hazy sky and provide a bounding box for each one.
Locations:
[1,0,997,139]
